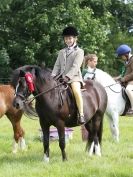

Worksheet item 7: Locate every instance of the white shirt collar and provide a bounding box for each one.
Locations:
[67,43,77,50]
[87,67,96,72]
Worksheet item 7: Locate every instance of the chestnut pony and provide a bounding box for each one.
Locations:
[11,65,107,162]
[0,84,26,153]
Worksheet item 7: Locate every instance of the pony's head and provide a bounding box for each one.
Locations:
[12,69,34,110]
[11,65,53,114]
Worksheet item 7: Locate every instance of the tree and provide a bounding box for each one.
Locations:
[0,0,133,78]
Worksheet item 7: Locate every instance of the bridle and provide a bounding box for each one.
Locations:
[27,82,66,104]
[15,76,68,104]
[15,80,31,101]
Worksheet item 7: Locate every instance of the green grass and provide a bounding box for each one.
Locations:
[0,115,132,177]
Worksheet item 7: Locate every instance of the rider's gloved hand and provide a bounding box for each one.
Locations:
[63,76,70,83]
[51,74,56,80]
[114,75,121,82]
[120,77,125,83]
[120,77,127,87]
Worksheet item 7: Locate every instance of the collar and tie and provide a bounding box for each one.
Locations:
[66,44,78,56]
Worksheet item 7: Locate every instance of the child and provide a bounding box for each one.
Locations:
[116,44,133,115]
[51,26,85,124]
[82,54,98,80]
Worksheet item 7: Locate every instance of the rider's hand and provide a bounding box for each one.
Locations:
[114,75,121,82]
[119,77,126,87]
[120,77,125,83]
[51,74,56,80]
[63,76,70,83]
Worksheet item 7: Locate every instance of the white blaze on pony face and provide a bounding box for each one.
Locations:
[15,82,19,96]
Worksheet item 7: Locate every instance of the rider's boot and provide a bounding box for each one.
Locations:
[126,108,133,116]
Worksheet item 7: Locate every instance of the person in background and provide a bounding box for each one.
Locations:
[82,54,99,80]
[113,62,126,81]
[51,26,85,124]
[116,44,133,115]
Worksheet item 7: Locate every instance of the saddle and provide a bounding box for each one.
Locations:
[55,79,79,117]
[56,79,75,104]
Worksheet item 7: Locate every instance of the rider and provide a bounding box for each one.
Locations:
[51,26,85,124]
[82,54,98,80]
[82,54,103,80]
[116,44,133,115]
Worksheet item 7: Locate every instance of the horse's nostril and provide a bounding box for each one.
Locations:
[13,99,20,109]
[16,103,20,109]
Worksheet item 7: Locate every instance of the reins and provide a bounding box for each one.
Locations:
[91,74,122,93]
[26,82,67,104]
[91,71,122,93]
[104,82,122,93]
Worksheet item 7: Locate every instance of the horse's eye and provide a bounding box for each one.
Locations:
[19,79,26,89]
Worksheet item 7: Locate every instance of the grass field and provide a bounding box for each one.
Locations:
[0,115,132,177]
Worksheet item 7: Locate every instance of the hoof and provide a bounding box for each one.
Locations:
[43,154,49,163]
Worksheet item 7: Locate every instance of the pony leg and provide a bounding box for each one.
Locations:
[107,112,119,142]
[94,142,101,156]
[41,125,50,163]
[13,125,25,152]
[13,137,27,153]
[93,114,103,156]
[85,113,103,156]
[85,122,95,155]
[57,120,67,161]
[19,137,27,151]
[88,141,94,156]
[110,121,119,142]
[12,139,19,153]
[6,114,26,152]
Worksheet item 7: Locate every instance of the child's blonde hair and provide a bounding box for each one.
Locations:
[84,54,98,66]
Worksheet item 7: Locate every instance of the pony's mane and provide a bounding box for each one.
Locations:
[94,69,116,87]
[34,66,52,83]
[10,65,52,88]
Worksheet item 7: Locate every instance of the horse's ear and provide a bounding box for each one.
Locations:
[31,68,36,76]
[30,67,40,77]
[39,62,46,69]
[19,70,26,77]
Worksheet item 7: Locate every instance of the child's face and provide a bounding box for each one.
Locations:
[64,36,77,47]
[121,55,127,61]
[87,57,98,68]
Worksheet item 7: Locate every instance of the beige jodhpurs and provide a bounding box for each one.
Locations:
[71,82,84,116]
[126,83,133,109]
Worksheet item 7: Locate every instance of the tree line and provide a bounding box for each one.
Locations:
[0,0,133,79]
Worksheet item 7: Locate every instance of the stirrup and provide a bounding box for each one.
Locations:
[78,115,85,125]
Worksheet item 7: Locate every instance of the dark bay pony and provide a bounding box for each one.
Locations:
[0,85,26,153]
[11,65,107,161]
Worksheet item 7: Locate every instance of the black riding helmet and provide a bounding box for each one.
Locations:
[62,26,78,36]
